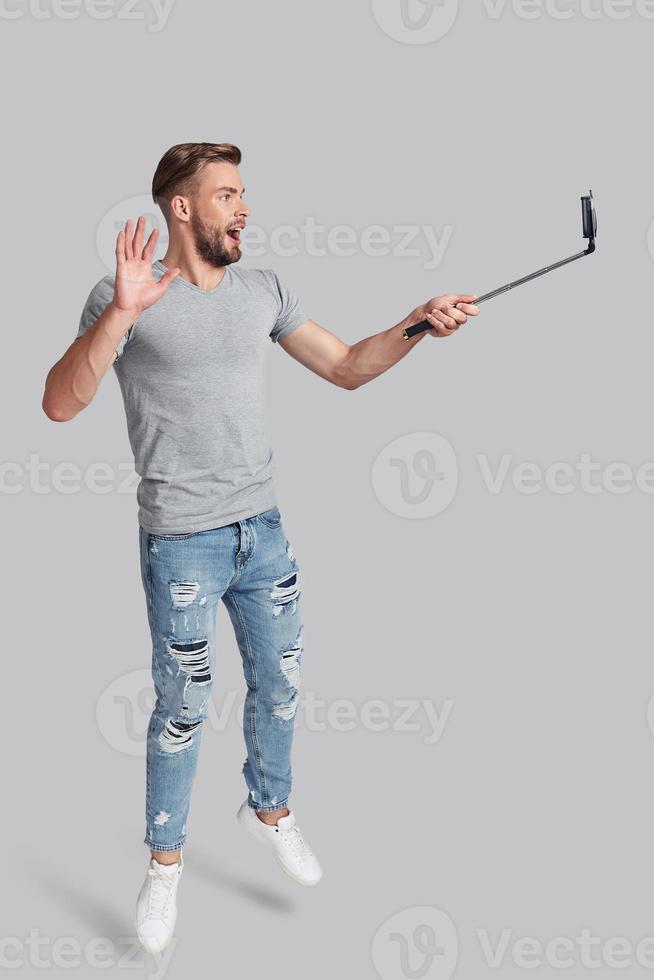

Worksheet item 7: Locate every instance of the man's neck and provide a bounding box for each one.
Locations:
[160,249,226,291]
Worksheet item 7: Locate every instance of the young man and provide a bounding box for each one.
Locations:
[42,142,479,952]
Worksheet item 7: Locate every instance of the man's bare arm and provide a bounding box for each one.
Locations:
[42,218,180,422]
[277,294,480,390]
[42,304,137,421]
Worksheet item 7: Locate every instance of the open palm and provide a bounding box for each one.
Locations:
[113,216,179,316]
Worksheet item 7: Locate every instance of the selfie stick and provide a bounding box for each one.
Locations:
[403,190,598,340]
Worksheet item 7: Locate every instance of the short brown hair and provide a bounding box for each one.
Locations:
[151,142,242,215]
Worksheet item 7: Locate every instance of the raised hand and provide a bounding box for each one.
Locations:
[113,216,180,317]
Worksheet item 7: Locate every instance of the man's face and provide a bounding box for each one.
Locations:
[188,161,252,268]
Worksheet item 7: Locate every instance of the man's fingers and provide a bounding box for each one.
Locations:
[124,219,134,260]
[427,319,453,337]
[445,305,468,325]
[133,215,145,258]
[430,312,456,330]
[441,293,477,305]
[423,294,479,335]
[433,305,465,327]
[427,311,457,333]
[115,228,126,266]
[142,227,159,262]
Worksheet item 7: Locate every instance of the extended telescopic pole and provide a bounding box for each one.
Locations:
[402,190,597,341]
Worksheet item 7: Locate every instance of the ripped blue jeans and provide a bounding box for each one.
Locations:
[138,506,303,853]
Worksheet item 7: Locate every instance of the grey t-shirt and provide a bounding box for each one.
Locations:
[76,260,307,534]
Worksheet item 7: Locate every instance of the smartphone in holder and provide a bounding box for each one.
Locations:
[403,190,597,341]
[582,191,598,243]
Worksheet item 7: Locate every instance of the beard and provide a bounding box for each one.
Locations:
[190,212,241,268]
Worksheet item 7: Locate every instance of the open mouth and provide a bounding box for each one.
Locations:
[227,228,242,244]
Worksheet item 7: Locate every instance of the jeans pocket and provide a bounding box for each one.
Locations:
[255,506,282,528]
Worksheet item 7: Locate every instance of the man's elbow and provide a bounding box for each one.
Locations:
[332,354,362,390]
[42,399,74,422]
[332,372,360,391]
[42,389,79,422]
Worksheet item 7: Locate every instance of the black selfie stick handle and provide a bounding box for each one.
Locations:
[402,191,596,341]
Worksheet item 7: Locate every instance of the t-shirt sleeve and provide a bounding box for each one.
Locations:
[76,274,133,361]
[268,271,307,344]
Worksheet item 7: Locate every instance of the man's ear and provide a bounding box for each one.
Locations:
[169,195,191,223]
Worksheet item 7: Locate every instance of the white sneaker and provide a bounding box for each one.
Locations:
[135,854,183,953]
[237,799,323,886]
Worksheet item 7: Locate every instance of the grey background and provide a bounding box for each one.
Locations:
[4,0,653,976]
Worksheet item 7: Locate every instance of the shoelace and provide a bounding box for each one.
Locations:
[278,824,312,862]
[146,867,177,920]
